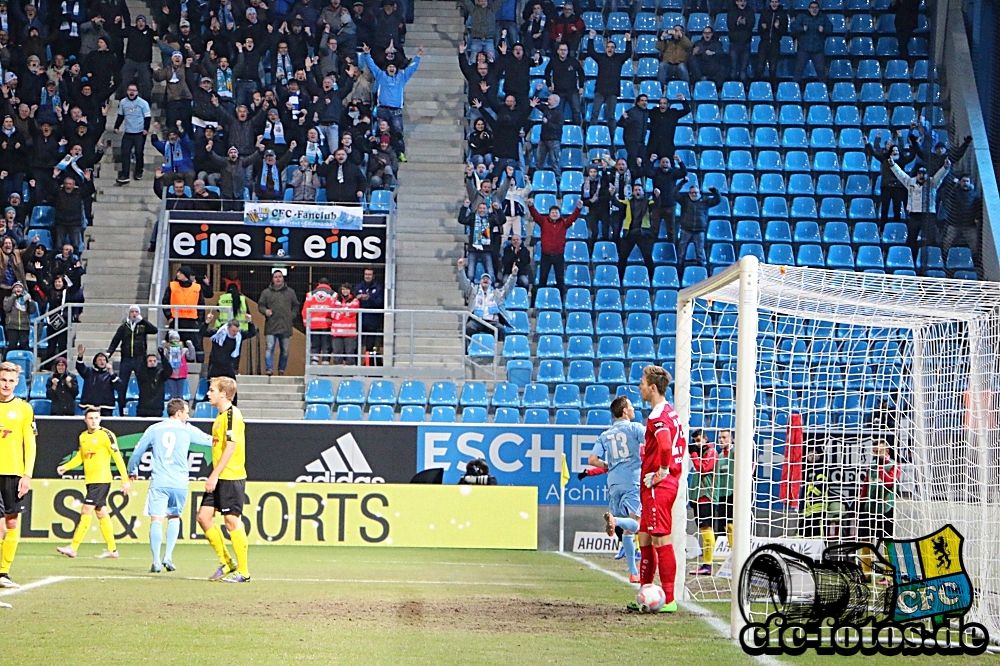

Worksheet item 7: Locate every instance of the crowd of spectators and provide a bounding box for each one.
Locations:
[131,0,425,210]
[455,0,983,308]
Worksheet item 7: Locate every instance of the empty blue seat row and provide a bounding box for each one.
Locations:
[309,380,459,407]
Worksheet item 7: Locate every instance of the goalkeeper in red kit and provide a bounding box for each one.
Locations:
[630,364,686,613]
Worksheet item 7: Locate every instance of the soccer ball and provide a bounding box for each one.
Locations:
[636,584,666,613]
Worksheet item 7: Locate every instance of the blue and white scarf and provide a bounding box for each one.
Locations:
[210,326,241,357]
[215,67,233,98]
[259,163,279,192]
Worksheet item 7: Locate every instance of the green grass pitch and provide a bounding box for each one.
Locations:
[3,544,995,665]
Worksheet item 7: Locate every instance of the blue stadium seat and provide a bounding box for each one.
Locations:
[521,408,548,425]
[335,404,362,421]
[536,359,566,384]
[506,287,529,311]
[764,220,792,244]
[468,333,496,358]
[492,407,520,424]
[566,311,594,336]
[563,288,591,312]
[459,382,488,408]
[826,245,855,269]
[521,383,551,409]
[748,81,773,102]
[850,222,880,246]
[946,247,975,270]
[813,151,840,172]
[783,151,810,173]
[779,104,805,126]
[335,380,365,405]
[593,290,622,314]
[809,127,836,150]
[796,244,825,267]
[724,104,750,126]
[461,406,488,423]
[622,266,650,289]
[707,219,734,243]
[793,221,821,243]
[890,106,916,128]
[758,173,786,195]
[786,174,815,196]
[834,105,861,128]
[566,336,595,361]
[767,243,794,265]
[819,198,847,219]
[881,222,908,245]
[304,403,333,420]
[855,245,885,269]
[304,378,335,404]
[488,383,518,410]
[814,174,842,196]
[682,266,708,287]
[721,81,746,101]
[735,220,763,242]
[553,408,580,425]
[825,36,848,56]
[398,381,428,406]
[534,287,563,312]
[822,221,851,244]
[368,404,395,421]
[586,410,613,425]
[531,170,557,193]
[535,311,564,336]
[361,380,394,406]
[506,359,533,388]
[733,196,760,218]
[886,246,915,271]
[887,82,914,105]
[624,289,652,313]
[762,197,789,218]
[625,313,654,337]
[828,58,854,79]
[751,104,778,126]
[502,334,531,360]
[727,150,755,172]
[848,198,877,220]
[593,264,621,289]
[398,406,425,422]
[596,313,625,337]
[553,383,582,409]
[598,361,627,385]
[568,360,597,384]
[429,406,457,422]
[429,382,458,407]
[655,313,677,338]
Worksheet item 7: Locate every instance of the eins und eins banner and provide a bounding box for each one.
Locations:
[19,481,538,549]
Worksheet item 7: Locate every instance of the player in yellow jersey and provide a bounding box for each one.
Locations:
[56,408,131,558]
[0,361,37,591]
[196,376,250,583]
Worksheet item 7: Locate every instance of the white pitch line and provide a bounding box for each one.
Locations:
[557,552,780,666]
[57,575,539,586]
[0,575,70,597]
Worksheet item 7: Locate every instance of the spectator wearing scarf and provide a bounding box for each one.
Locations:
[252,144,295,201]
[261,107,291,156]
[163,330,195,401]
[152,123,196,187]
[206,319,242,380]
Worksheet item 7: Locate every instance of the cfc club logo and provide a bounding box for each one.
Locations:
[737,525,988,656]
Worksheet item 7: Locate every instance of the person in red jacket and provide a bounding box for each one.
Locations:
[302,279,336,365]
[329,284,360,365]
[526,196,582,305]
[549,1,585,56]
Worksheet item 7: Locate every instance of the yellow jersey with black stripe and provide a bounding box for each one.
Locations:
[0,398,36,477]
[64,428,128,484]
[212,405,246,480]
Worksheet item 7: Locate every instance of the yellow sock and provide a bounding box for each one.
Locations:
[726,522,733,549]
[71,513,93,552]
[700,526,716,565]
[229,526,249,577]
[0,527,18,574]
[204,525,234,567]
[98,516,117,552]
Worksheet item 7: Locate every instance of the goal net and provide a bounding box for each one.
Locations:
[673,256,1000,640]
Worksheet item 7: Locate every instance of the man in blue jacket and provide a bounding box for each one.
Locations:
[151,120,196,188]
[792,1,833,83]
[361,43,422,161]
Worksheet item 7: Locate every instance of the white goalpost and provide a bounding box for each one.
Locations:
[674,256,1000,641]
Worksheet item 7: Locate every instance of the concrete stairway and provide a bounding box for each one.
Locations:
[392,1,469,369]
[234,375,306,420]
[69,0,168,357]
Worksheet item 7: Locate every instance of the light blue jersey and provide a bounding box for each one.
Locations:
[129,420,213,489]
[592,419,644,490]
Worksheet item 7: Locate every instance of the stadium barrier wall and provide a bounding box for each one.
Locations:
[18,481,537,549]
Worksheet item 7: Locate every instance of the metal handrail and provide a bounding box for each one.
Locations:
[302,307,498,380]
[31,302,224,372]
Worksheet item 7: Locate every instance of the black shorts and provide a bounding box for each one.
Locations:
[0,475,24,515]
[714,494,734,523]
[200,479,247,516]
[84,483,111,508]
[696,501,713,527]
